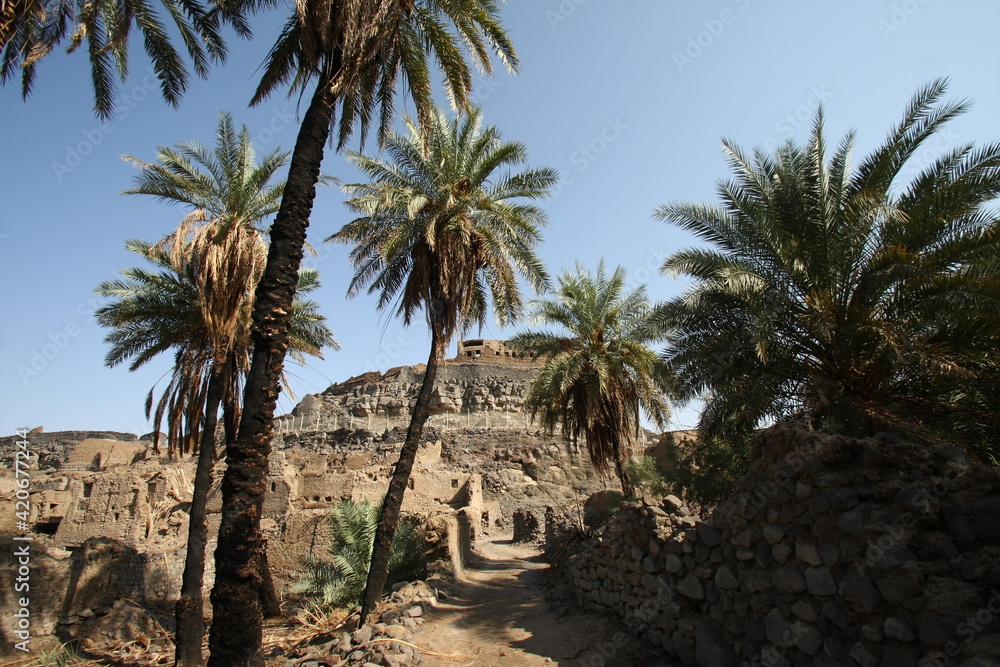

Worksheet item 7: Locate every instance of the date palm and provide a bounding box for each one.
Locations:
[329,105,554,623]
[649,79,1000,451]
[1,0,230,118]
[96,113,337,667]
[211,5,518,662]
[510,262,672,497]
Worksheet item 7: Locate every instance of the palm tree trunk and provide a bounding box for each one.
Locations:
[360,328,442,624]
[615,454,634,498]
[175,364,223,667]
[207,76,335,667]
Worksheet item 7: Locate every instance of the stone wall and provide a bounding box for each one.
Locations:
[0,538,178,652]
[555,423,1000,666]
[512,508,541,543]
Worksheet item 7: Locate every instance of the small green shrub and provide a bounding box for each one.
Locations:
[626,456,672,499]
[293,500,425,609]
[660,434,750,505]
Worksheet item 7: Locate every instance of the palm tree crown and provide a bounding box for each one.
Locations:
[650,79,1000,450]
[510,261,673,496]
[96,241,332,449]
[252,0,517,148]
[2,0,229,118]
[331,105,555,354]
[97,112,336,453]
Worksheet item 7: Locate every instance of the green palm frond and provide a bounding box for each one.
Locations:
[250,0,517,150]
[329,105,553,357]
[294,500,425,609]
[651,78,1000,453]
[2,0,229,118]
[510,261,674,495]
[96,114,336,455]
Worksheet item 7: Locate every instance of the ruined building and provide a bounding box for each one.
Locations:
[0,340,629,650]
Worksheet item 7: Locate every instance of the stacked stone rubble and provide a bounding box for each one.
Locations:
[556,423,1000,666]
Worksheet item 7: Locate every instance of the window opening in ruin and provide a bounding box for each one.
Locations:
[33,519,60,535]
[408,479,415,490]
[83,482,93,498]
[114,512,120,521]
[271,482,276,492]
[451,479,459,488]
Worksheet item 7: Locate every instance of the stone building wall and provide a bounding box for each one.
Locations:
[555,423,1000,667]
[456,338,540,362]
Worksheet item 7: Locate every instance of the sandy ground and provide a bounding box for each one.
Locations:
[414,537,670,667]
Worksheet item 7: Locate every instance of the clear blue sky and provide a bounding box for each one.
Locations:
[2,1,998,436]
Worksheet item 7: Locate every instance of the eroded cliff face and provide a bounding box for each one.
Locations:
[280,356,542,429]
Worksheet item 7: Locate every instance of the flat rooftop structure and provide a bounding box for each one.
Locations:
[455,339,541,363]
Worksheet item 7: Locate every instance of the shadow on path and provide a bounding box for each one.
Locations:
[416,537,669,667]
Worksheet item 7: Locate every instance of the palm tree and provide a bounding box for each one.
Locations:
[96,113,337,667]
[1,0,230,118]
[509,262,673,497]
[292,500,424,610]
[97,244,333,664]
[210,6,518,660]
[648,79,1000,451]
[329,105,554,624]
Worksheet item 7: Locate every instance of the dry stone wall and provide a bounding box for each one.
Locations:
[556,423,1000,667]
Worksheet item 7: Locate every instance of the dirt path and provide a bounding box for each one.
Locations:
[415,537,668,667]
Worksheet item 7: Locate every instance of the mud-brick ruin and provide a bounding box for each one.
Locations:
[4,339,1000,665]
[0,341,626,650]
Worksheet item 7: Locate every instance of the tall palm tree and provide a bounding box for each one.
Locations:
[329,105,554,624]
[210,5,518,662]
[1,0,230,118]
[648,79,1000,451]
[97,244,333,665]
[510,262,673,497]
[96,113,337,667]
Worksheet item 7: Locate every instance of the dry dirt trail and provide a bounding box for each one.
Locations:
[414,537,670,667]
